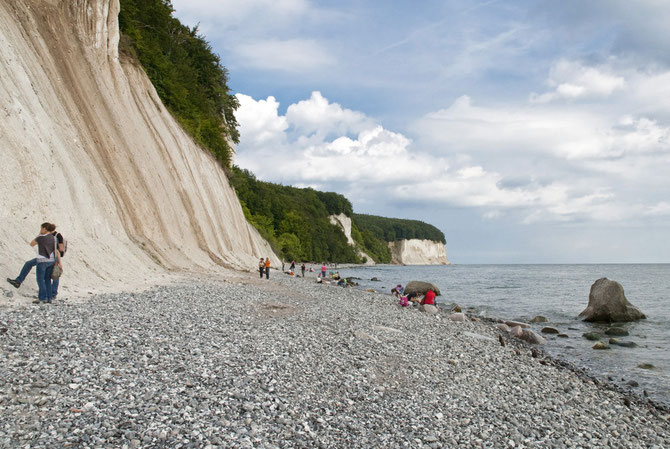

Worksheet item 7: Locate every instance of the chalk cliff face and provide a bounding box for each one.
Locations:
[388,239,450,265]
[0,0,276,300]
[328,214,375,265]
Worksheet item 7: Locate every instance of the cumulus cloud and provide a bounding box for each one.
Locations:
[234,88,665,225]
[412,62,670,225]
[530,60,625,103]
[285,92,372,138]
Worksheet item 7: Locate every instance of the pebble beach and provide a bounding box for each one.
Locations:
[1,271,669,448]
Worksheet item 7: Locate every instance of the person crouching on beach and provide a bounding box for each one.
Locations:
[258,258,265,279]
[421,289,438,309]
[391,284,403,297]
[265,257,271,279]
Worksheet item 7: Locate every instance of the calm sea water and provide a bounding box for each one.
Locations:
[339,264,670,407]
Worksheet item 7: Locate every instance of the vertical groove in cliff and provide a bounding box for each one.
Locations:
[0,0,277,299]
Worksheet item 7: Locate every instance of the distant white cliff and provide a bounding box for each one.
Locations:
[388,239,450,265]
[329,215,449,265]
[329,214,375,265]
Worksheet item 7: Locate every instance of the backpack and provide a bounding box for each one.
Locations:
[56,232,68,257]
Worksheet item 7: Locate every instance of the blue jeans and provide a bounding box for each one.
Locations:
[36,262,55,301]
[15,258,37,284]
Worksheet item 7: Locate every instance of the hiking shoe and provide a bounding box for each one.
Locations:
[7,278,20,288]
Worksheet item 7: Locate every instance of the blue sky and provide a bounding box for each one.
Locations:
[172,0,670,263]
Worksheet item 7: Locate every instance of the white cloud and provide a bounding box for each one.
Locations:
[235,94,287,146]
[285,91,371,138]
[530,60,625,103]
[233,60,670,228]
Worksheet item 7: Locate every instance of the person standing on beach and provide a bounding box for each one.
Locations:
[320,263,327,278]
[301,263,306,278]
[282,259,285,272]
[265,257,271,279]
[48,223,65,300]
[258,258,265,279]
[290,260,295,272]
[32,222,62,303]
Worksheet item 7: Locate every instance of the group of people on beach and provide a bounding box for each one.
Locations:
[258,257,272,279]
[6,222,66,304]
[392,284,438,309]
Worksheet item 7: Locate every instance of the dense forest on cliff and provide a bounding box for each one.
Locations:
[353,214,446,244]
[118,0,239,166]
[229,167,363,262]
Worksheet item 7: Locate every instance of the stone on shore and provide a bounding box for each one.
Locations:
[609,338,638,348]
[593,341,610,350]
[403,280,441,297]
[495,323,511,332]
[583,332,601,341]
[579,278,646,323]
[420,304,439,315]
[505,320,530,329]
[520,329,547,345]
[605,327,629,336]
[509,326,523,338]
[529,315,548,323]
[541,327,560,334]
[448,312,466,322]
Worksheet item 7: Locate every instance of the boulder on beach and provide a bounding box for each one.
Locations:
[495,323,511,332]
[592,341,610,350]
[529,315,548,324]
[403,281,441,297]
[448,312,466,322]
[579,278,646,323]
[505,320,530,329]
[541,327,560,334]
[510,326,523,338]
[420,304,439,315]
[520,329,547,345]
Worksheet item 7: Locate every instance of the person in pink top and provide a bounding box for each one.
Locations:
[320,263,327,278]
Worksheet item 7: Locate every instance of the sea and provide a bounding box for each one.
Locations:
[337,264,670,408]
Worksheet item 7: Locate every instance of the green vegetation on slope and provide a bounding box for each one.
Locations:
[118,0,239,167]
[353,214,446,244]
[229,167,445,263]
[229,166,363,262]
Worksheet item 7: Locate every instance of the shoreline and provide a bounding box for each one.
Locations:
[1,271,669,447]
[309,271,670,415]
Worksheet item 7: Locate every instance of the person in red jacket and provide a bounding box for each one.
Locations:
[421,289,436,306]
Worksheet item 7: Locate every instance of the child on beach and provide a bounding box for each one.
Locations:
[258,258,265,279]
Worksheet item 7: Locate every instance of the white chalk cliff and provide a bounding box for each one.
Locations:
[388,239,450,265]
[328,214,374,265]
[0,0,277,301]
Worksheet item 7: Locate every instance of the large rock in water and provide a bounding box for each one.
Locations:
[579,278,646,323]
[403,281,441,297]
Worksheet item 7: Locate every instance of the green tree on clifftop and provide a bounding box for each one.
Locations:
[118,0,239,166]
